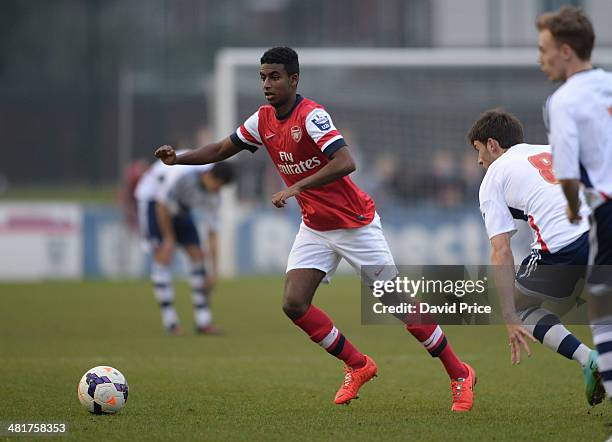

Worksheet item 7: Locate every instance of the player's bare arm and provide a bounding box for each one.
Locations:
[155,137,242,166]
[271,147,356,208]
[490,233,536,365]
[206,229,219,291]
[154,202,176,265]
[558,179,582,223]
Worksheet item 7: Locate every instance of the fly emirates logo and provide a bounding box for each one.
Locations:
[277,151,321,176]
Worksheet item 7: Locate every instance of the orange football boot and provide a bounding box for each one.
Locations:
[451,363,476,412]
[334,355,378,405]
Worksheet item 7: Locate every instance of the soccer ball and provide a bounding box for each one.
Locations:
[77,366,129,414]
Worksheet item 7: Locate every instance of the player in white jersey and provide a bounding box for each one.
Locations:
[134,157,234,335]
[537,6,612,399]
[468,109,604,405]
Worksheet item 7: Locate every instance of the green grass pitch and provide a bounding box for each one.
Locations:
[0,277,609,441]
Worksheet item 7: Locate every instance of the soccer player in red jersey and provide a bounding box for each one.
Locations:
[155,47,475,410]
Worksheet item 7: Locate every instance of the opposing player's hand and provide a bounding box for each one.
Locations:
[506,323,537,365]
[155,145,177,165]
[271,186,301,208]
[565,204,582,224]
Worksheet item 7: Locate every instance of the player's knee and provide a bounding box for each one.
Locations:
[185,245,205,262]
[282,299,309,320]
[514,291,542,312]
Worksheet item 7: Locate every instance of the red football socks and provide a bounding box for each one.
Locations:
[293,305,366,369]
[406,323,467,380]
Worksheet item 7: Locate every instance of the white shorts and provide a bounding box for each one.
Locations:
[286,212,397,284]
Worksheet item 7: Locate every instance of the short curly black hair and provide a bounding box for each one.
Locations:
[260,47,299,77]
[467,109,524,150]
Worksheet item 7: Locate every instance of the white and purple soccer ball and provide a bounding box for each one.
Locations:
[77,366,129,414]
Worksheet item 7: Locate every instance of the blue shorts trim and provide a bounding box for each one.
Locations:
[589,200,612,290]
[515,232,589,300]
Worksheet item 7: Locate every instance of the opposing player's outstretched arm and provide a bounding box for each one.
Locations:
[490,233,517,318]
[155,137,242,165]
[490,233,536,364]
[271,147,356,208]
[558,179,582,223]
[548,102,583,222]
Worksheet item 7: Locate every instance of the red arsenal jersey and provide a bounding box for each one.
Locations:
[230,95,376,231]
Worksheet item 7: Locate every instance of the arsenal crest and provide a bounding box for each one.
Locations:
[291,126,302,142]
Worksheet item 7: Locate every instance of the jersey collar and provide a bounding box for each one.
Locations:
[276,94,303,121]
[566,67,597,83]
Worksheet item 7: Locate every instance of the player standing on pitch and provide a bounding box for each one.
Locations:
[155,47,476,411]
[536,6,612,398]
[468,109,604,405]
[134,158,234,335]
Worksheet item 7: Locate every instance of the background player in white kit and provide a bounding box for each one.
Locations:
[134,157,234,335]
[467,109,604,405]
[537,6,612,398]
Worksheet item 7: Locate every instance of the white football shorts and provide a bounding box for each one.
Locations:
[286,212,397,284]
